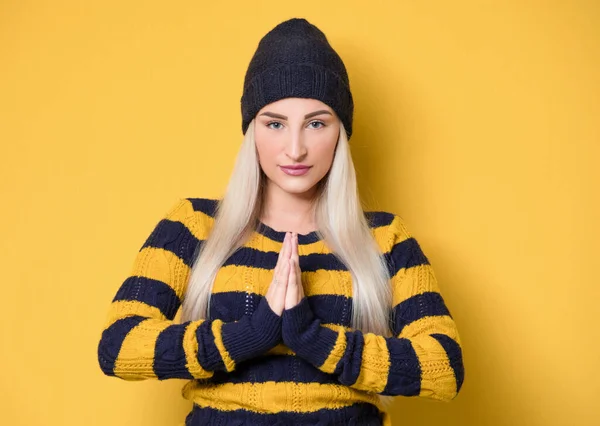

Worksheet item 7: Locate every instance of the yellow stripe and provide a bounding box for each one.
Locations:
[265,343,295,356]
[183,320,214,379]
[251,267,352,297]
[319,328,346,374]
[409,334,457,401]
[192,209,216,240]
[265,324,349,358]
[371,224,391,251]
[181,381,385,414]
[322,322,351,333]
[392,263,442,307]
[378,215,411,254]
[103,300,166,329]
[213,264,354,298]
[245,233,329,254]
[354,334,390,393]
[398,315,461,345]
[212,264,256,294]
[211,319,235,372]
[302,269,353,297]
[129,247,191,298]
[164,198,214,242]
[165,198,201,237]
[113,318,170,380]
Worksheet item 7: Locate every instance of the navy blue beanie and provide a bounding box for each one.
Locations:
[240,18,354,139]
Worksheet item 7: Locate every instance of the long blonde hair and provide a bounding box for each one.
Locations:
[181,118,393,336]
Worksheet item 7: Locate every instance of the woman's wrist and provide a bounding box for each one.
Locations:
[282,297,313,333]
[221,296,282,363]
[251,296,283,347]
[281,298,340,368]
[282,297,318,351]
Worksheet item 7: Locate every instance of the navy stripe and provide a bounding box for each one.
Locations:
[365,211,395,228]
[140,219,201,268]
[185,402,383,426]
[255,214,395,244]
[304,323,340,369]
[384,237,430,277]
[153,323,195,380]
[382,337,421,396]
[334,331,364,387]
[97,315,146,376]
[195,321,226,372]
[208,354,339,385]
[225,247,348,271]
[113,276,181,320]
[210,292,353,326]
[187,197,218,217]
[186,197,393,245]
[310,294,352,326]
[280,297,340,371]
[256,220,321,244]
[430,333,464,393]
[208,291,250,322]
[392,291,452,335]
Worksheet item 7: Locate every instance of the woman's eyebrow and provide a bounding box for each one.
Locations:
[259,110,332,120]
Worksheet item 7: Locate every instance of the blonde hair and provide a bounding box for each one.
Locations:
[180,119,395,405]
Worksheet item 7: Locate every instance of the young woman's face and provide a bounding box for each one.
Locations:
[254,97,340,197]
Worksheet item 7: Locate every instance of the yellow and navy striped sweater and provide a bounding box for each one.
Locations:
[97,197,464,425]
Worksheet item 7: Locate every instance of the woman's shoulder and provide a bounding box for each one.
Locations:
[179,196,220,216]
[161,196,221,239]
[364,209,413,253]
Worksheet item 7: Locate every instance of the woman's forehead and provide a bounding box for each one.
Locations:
[257,97,333,114]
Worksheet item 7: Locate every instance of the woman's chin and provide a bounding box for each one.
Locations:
[276,180,319,196]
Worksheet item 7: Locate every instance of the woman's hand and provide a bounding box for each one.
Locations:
[285,232,305,310]
[264,232,291,316]
[265,231,305,315]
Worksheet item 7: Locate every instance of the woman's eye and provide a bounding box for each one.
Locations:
[266,121,324,130]
[267,121,282,130]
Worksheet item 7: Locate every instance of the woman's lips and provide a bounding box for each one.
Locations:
[280,166,311,176]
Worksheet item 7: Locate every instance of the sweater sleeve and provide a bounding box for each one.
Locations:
[281,215,465,401]
[97,198,282,381]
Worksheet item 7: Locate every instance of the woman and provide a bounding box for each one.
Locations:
[97,17,464,425]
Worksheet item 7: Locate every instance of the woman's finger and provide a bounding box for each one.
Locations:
[291,233,303,301]
[268,233,285,292]
[266,232,291,314]
[278,253,291,308]
[285,233,300,309]
[274,231,289,272]
[296,255,303,297]
[283,231,291,260]
[273,232,290,286]
[285,256,296,309]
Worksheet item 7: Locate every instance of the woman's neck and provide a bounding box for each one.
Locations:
[260,183,318,234]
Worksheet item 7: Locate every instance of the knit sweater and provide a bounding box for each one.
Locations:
[97,197,464,425]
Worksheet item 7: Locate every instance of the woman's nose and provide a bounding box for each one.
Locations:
[286,131,307,160]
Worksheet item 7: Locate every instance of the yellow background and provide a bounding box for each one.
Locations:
[1,1,598,425]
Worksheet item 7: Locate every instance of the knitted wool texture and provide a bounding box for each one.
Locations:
[240,18,354,139]
[97,198,465,425]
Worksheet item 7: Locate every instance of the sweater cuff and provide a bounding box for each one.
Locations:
[221,296,282,364]
[282,297,314,333]
[282,298,338,367]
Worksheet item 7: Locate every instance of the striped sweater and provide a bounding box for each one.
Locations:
[97,197,465,425]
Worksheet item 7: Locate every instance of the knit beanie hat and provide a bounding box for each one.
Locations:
[241,18,354,139]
